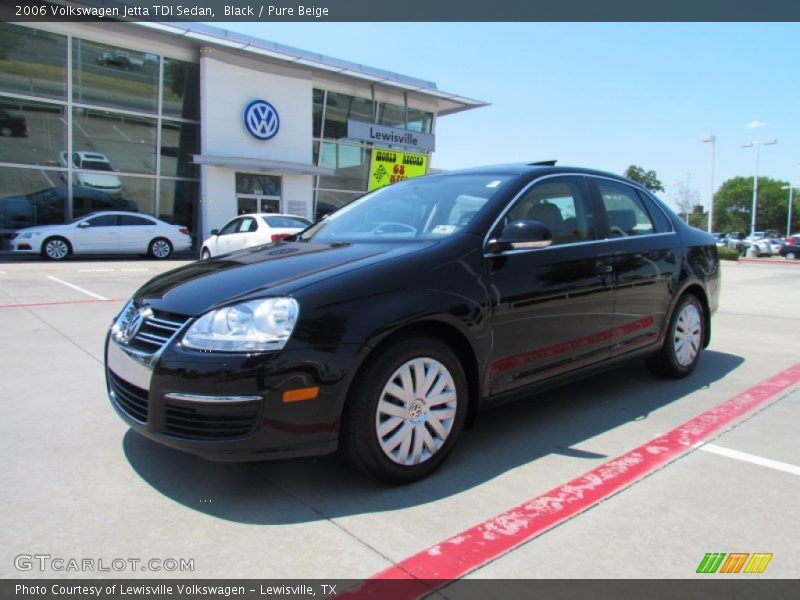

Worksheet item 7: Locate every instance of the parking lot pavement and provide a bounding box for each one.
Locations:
[0,259,798,580]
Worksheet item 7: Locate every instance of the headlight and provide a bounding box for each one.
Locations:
[19,232,38,239]
[182,298,299,352]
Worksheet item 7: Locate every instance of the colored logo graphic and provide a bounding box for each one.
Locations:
[243,100,280,140]
[696,552,772,574]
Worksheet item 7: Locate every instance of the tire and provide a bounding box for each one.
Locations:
[340,336,468,484]
[645,294,705,379]
[200,248,211,260]
[0,127,12,137]
[41,236,71,261]
[786,251,797,260]
[148,238,172,259]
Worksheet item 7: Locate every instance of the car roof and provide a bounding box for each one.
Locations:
[428,162,646,189]
[75,151,110,160]
[237,213,310,220]
[82,211,158,219]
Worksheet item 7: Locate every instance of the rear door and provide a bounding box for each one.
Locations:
[486,175,617,394]
[73,214,119,252]
[215,217,242,255]
[589,178,682,356]
[235,216,261,250]
[117,214,157,252]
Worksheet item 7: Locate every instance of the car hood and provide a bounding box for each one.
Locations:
[14,223,71,234]
[134,241,437,316]
[77,173,121,186]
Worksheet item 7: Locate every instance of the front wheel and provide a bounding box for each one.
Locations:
[148,238,172,259]
[200,248,211,260]
[646,294,705,378]
[42,237,71,260]
[340,336,468,484]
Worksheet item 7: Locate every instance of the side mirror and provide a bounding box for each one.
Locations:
[78,221,90,228]
[487,220,552,253]
[210,229,219,236]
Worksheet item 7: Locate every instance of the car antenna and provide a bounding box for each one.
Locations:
[529,160,557,166]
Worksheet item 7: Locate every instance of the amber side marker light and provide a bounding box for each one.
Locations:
[282,387,320,403]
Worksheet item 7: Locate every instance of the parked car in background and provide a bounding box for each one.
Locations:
[779,242,800,260]
[725,232,746,254]
[11,211,190,260]
[0,108,28,137]
[200,213,312,259]
[58,151,124,195]
[97,50,144,70]
[711,232,726,247]
[105,164,720,483]
[0,185,138,249]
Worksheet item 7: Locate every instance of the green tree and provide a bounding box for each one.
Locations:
[713,176,796,234]
[624,165,664,192]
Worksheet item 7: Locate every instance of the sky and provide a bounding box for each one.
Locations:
[211,22,799,210]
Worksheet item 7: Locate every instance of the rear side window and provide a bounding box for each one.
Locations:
[264,216,310,228]
[238,217,257,232]
[597,181,655,238]
[503,176,596,246]
[119,215,154,226]
[635,190,673,233]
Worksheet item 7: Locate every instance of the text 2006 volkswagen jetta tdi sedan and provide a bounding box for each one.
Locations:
[106,164,720,483]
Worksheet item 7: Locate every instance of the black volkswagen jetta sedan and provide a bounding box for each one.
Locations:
[106,164,720,483]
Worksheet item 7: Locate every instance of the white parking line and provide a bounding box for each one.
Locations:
[77,268,115,273]
[121,268,149,272]
[45,275,109,301]
[39,169,55,187]
[696,443,800,477]
[112,124,133,142]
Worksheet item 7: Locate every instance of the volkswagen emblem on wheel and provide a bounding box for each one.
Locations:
[243,99,280,140]
[122,305,152,343]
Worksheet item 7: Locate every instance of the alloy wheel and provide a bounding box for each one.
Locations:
[673,302,703,367]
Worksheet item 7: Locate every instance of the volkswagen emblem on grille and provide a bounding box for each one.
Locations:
[122,305,152,343]
[243,99,280,141]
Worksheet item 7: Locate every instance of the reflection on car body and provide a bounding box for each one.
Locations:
[105,163,720,483]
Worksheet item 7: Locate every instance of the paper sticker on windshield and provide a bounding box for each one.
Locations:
[432,225,456,235]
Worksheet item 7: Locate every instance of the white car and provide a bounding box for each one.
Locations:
[11,211,191,260]
[200,213,312,259]
[58,151,123,195]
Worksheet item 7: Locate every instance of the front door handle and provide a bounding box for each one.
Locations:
[594,262,614,275]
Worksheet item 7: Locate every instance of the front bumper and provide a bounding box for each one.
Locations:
[105,333,365,461]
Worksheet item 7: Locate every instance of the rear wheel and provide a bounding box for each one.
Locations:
[646,293,705,378]
[148,238,172,259]
[42,237,71,261]
[340,336,467,484]
[201,248,211,260]
[786,251,797,260]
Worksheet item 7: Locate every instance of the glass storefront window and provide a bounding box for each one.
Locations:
[162,58,200,120]
[235,173,281,196]
[72,38,158,114]
[323,91,374,140]
[0,24,67,100]
[318,142,370,192]
[72,108,157,175]
[159,179,198,238]
[379,102,433,133]
[0,167,67,247]
[0,98,65,166]
[312,88,324,138]
[314,190,361,221]
[160,121,199,178]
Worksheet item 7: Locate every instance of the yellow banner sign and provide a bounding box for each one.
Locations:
[369,150,428,191]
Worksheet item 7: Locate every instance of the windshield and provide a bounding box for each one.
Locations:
[299,173,512,243]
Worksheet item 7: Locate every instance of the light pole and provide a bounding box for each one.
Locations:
[740,139,777,237]
[700,134,716,232]
[781,183,799,236]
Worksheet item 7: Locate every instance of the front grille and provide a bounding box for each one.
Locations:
[109,370,149,423]
[127,310,189,354]
[164,400,260,440]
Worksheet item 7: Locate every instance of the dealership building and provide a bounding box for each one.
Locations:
[0,21,485,247]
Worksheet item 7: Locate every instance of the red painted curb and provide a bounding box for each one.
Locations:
[0,299,123,309]
[349,363,800,595]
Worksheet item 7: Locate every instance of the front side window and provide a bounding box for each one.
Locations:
[218,218,240,236]
[499,177,596,246]
[85,214,117,227]
[598,180,655,237]
[238,217,257,233]
[299,173,513,243]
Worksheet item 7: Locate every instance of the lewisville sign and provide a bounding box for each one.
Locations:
[347,119,435,152]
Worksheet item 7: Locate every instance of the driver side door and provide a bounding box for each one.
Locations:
[486,175,617,394]
[73,214,119,252]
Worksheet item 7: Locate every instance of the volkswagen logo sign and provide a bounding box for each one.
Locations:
[122,305,152,343]
[243,99,280,141]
